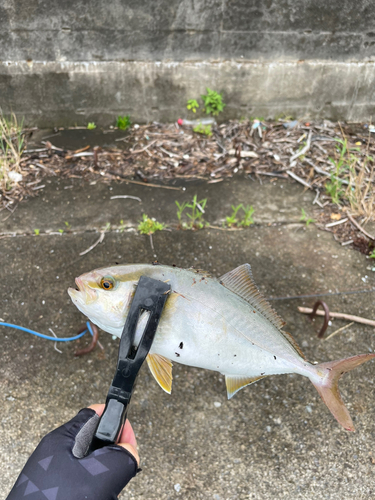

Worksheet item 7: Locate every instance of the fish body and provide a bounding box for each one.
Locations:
[68,263,375,431]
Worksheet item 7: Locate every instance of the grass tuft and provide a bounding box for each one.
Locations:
[0,114,25,195]
[325,135,374,221]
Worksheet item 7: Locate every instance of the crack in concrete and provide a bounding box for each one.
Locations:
[0,220,305,239]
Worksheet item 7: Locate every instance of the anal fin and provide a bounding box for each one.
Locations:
[146,353,173,394]
[225,375,266,399]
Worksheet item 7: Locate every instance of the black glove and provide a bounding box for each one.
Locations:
[7,408,138,500]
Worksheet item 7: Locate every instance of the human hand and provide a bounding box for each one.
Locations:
[89,403,139,465]
[7,406,139,500]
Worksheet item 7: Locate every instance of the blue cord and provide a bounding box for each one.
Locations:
[0,321,92,342]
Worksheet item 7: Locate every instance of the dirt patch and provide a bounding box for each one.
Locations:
[1,119,374,253]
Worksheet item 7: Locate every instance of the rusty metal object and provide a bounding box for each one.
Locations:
[93,146,101,168]
[74,322,99,356]
[309,300,330,338]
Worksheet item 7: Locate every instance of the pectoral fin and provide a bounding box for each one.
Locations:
[146,353,173,394]
[225,375,266,399]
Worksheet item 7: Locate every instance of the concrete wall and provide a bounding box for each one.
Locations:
[1,0,375,125]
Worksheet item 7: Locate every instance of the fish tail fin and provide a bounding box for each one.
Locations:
[311,353,375,431]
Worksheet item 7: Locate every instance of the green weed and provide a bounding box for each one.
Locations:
[116,115,132,131]
[175,195,208,229]
[274,113,294,122]
[369,249,375,259]
[324,137,374,220]
[224,204,255,228]
[34,229,40,236]
[238,205,255,227]
[187,99,199,114]
[201,88,225,116]
[325,139,350,204]
[138,214,165,235]
[193,123,212,136]
[175,201,190,227]
[300,208,315,227]
[119,219,126,233]
[58,222,71,234]
[87,122,96,130]
[225,204,244,227]
[186,195,208,229]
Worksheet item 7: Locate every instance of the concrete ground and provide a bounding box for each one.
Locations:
[1,176,375,500]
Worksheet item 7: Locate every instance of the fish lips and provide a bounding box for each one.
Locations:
[68,277,97,305]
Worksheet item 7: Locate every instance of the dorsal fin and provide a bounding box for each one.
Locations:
[282,331,306,360]
[219,264,286,331]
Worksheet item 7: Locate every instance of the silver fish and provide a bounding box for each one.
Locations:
[68,263,375,431]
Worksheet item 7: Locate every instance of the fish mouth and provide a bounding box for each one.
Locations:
[68,277,97,305]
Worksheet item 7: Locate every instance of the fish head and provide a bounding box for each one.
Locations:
[68,266,137,337]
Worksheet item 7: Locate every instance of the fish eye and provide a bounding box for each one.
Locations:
[100,277,115,290]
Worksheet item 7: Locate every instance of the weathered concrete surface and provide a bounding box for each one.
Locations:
[1,0,375,125]
[1,178,375,499]
[2,0,375,61]
[2,60,375,126]
[0,176,314,235]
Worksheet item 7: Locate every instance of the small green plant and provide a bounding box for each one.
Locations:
[64,221,71,231]
[187,99,199,114]
[300,208,315,227]
[369,249,375,259]
[224,204,255,228]
[116,115,131,131]
[325,140,347,204]
[34,229,40,236]
[225,204,244,227]
[119,219,126,233]
[58,229,64,234]
[87,122,96,130]
[175,195,208,229]
[186,195,208,229]
[238,205,255,227]
[325,177,343,205]
[325,138,360,205]
[138,214,165,235]
[201,88,225,116]
[175,201,190,227]
[193,123,212,136]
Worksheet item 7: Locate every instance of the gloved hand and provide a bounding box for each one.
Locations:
[7,406,139,500]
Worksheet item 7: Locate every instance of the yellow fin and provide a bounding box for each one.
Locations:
[225,375,266,399]
[146,353,173,394]
[219,264,286,331]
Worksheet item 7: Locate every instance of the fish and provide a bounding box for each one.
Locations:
[68,263,375,431]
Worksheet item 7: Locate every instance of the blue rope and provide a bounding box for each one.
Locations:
[0,321,92,342]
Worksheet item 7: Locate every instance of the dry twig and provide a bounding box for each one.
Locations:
[347,212,375,241]
[298,306,375,328]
